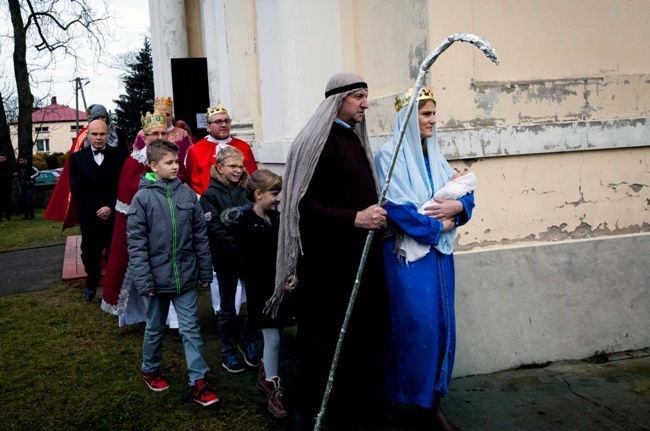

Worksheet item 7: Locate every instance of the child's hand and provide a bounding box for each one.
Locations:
[144,292,155,297]
[200,281,209,288]
[284,275,297,292]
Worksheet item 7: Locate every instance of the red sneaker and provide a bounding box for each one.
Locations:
[142,371,169,392]
[192,379,219,407]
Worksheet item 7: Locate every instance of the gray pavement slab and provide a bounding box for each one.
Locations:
[0,244,64,297]
[432,350,650,431]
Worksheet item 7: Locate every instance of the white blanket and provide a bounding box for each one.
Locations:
[399,172,478,262]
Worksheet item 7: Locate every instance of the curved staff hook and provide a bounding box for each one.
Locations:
[313,33,499,431]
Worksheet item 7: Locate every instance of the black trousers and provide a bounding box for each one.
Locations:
[79,214,114,288]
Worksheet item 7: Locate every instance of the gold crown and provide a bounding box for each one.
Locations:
[141,110,168,133]
[154,96,173,109]
[394,87,436,112]
[205,104,229,119]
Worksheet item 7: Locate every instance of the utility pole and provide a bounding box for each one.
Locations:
[73,78,89,133]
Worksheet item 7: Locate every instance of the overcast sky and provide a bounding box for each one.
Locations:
[0,0,150,114]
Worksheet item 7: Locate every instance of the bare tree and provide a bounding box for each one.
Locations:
[4,0,114,158]
[0,91,16,163]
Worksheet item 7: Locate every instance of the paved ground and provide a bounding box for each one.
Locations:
[1,245,649,431]
[0,244,64,297]
[439,350,650,431]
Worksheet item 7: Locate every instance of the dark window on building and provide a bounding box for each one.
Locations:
[36,139,50,153]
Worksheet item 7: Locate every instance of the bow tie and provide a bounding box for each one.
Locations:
[93,147,106,155]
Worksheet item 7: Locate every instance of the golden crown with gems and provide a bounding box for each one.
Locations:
[205,104,229,119]
[394,87,436,112]
[154,96,173,110]
[141,110,167,133]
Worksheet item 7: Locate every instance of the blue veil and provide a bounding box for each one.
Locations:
[374,98,456,255]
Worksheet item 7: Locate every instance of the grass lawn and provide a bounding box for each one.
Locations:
[0,208,422,431]
[0,209,298,431]
[0,208,80,252]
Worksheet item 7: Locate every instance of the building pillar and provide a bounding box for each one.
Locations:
[149,0,189,100]
[254,0,344,169]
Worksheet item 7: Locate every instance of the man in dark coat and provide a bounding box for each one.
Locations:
[14,156,39,220]
[70,119,127,302]
[272,72,389,430]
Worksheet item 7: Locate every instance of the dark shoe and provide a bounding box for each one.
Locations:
[266,376,287,418]
[84,287,96,302]
[288,410,304,431]
[170,328,182,342]
[238,341,260,367]
[221,353,245,373]
[288,409,314,431]
[192,378,219,407]
[422,400,462,431]
[142,370,169,392]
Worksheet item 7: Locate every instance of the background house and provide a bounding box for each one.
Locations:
[147,0,649,377]
[10,96,87,156]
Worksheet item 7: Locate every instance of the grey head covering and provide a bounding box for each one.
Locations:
[266,72,376,316]
[89,104,109,121]
[83,104,119,148]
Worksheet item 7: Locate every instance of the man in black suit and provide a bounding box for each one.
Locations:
[70,119,127,302]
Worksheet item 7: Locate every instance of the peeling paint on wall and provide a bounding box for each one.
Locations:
[447,147,650,251]
[436,118,649,160]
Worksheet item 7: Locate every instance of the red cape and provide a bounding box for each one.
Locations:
[43,127,88,230]
[100,152,149,312]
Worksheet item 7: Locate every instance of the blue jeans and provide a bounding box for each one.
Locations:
[142,289,209,386]
[216,269,257,356]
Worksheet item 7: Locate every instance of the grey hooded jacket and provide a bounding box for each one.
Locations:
[126,173,213,296]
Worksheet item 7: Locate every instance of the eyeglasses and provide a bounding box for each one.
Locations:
[221,164,245,172]
[207,119,232,126]
[144,131,169,137]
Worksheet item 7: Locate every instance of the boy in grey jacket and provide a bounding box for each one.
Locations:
[126,139,218,407]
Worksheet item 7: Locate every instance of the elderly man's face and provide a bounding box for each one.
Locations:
[144,126,168,144]
[336,89,369,126]
[157,106,173,126]
[207,113,232,140]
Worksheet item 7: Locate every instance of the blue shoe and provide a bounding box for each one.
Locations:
[238,341,260,367]
[221,353,245,374]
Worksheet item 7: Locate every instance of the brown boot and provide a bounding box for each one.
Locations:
[257,360,274,396]
[422,400,462,431]
[266,376,287,418]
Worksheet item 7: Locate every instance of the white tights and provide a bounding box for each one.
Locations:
[262,327,282,378]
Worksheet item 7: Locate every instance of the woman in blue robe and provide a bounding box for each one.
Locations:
[374,87,475,431]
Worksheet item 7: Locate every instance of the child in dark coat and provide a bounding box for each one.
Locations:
[223,169,296,418]
[199,145,260,374]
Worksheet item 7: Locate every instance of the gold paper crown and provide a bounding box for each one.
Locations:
[141,110,168,133]
[394,87,436,112]
[205,104,229,119]
[154,96,173,109]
